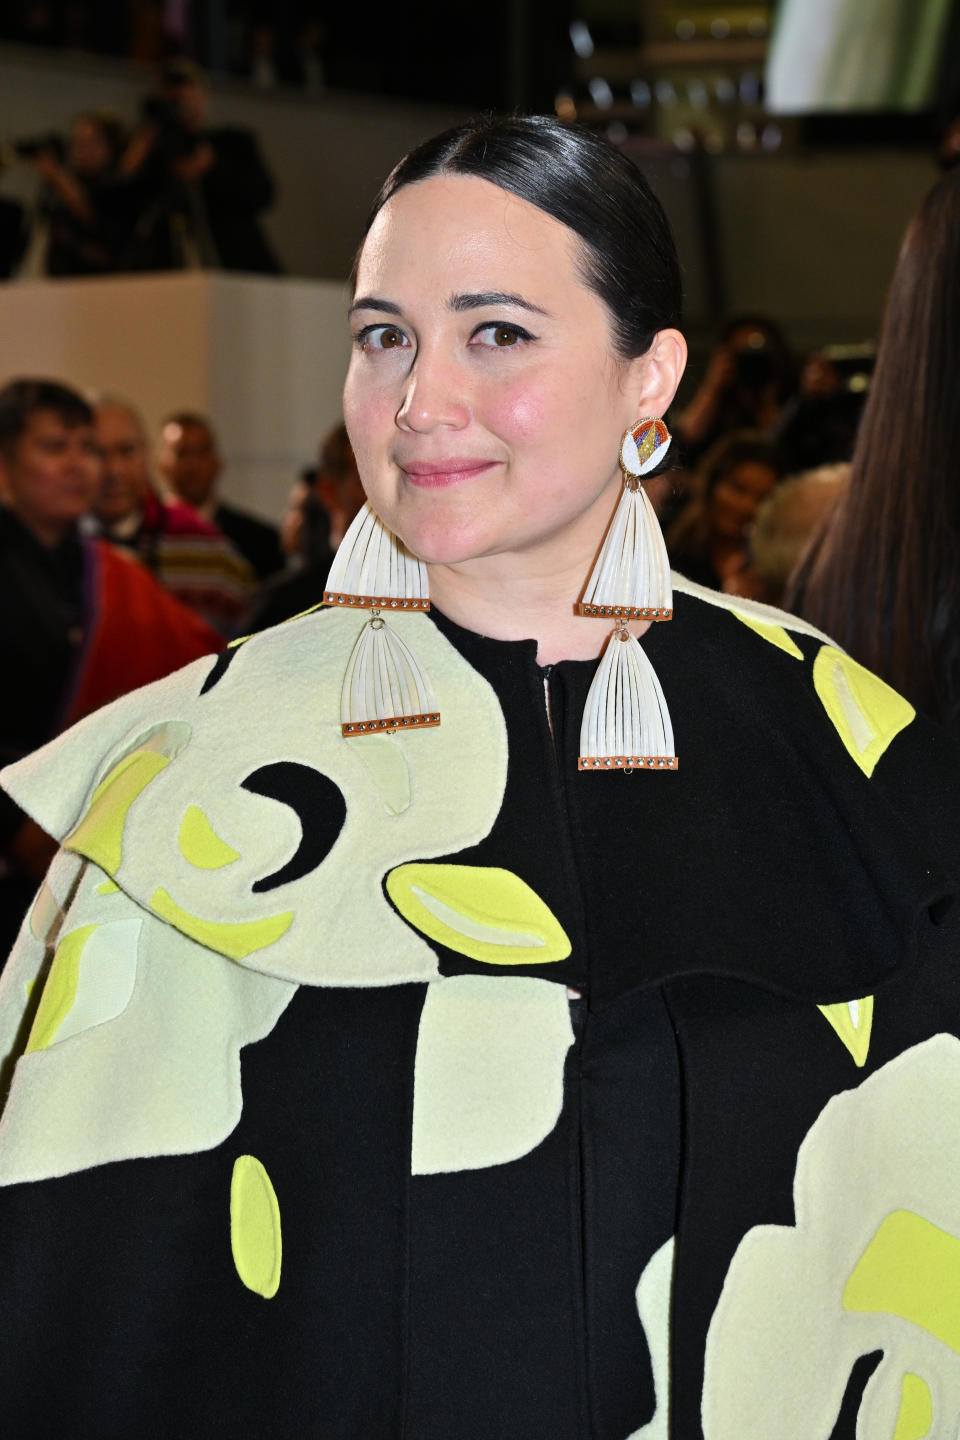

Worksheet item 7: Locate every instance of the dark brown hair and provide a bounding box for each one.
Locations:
[0,378,92,457]
[354,114,682,363]
[794,168,960,724]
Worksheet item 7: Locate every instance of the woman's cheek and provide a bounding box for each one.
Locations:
[344,385,395,491]
[344,367,395,431]
[482,376,552,446]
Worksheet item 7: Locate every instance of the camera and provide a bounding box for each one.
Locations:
[139,95,199,159]
[733,341,778,392]
[12,133,65,162]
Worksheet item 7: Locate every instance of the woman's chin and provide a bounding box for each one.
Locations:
[395,515,497,569]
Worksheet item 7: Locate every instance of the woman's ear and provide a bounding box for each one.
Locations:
[626,328,687,420]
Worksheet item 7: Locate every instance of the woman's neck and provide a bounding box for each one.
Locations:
[427,539,652,666]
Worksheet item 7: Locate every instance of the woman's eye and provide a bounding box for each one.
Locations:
[470,323,533,349]
[356,325,409,352]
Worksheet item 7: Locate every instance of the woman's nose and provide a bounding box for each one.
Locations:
[395,350,470,433]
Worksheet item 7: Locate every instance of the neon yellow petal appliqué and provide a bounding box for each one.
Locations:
[733,611,804,659]
[149,888,293,961]
[178,805,241,869]
[230,1155,281,1299]
[817,995,873,1067]
[814,646,915,777]
[844,1209,960,1353]
[26,924,97,1053]
[892,1374,932,1440]
[65,749,170,873]
[386,863,571,965]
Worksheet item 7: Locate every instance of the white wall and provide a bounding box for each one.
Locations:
[0,272,351,520]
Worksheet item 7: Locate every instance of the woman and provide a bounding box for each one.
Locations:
[0,117,959,1440]
[789,167,960,737]
[666,430,782,591]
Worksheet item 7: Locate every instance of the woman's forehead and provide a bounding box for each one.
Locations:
[356,174,582,294]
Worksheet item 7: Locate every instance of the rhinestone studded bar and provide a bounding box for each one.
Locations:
[575,604,673,620]
[577,755,678,771]
[343,712,440,737]
[324,592,430,611]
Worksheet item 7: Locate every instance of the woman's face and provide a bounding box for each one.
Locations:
[710,460,778,541]
[343,173,681,570]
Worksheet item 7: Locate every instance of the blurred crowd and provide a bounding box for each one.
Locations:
[0,59,280,278]
[657,314,870,606]
[0,373,362,952]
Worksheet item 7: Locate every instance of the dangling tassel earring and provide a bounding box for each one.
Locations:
[578,417,673,621]
[578,418,678,771]
[324,502,440,735]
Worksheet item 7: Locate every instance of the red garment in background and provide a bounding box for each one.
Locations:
[64,538,223,726]
[140,491,255,632]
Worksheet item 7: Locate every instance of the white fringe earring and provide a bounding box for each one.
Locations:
[578,623,676,770]
[324,502,439,735]
[577,418,673,620]
[578,419,677,772]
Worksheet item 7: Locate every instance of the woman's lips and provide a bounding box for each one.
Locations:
[400,460,499,490]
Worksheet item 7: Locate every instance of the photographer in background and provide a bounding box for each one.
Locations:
[775,344,872,476]
[121,60,281,273]
[17,112,133,276]
[673,314,798,465]
[0,188,26,279]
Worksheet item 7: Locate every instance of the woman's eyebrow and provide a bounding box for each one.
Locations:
[448,291,550,316]
[349,296,403,316]
[348,291,551,318]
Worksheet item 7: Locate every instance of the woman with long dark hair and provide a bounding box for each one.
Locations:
[791,167,960,732]
[1,116,960,1440]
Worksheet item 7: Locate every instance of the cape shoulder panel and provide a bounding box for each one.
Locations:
[0,607,509,987]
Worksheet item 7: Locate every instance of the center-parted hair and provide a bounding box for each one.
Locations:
[356,114,682,362]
